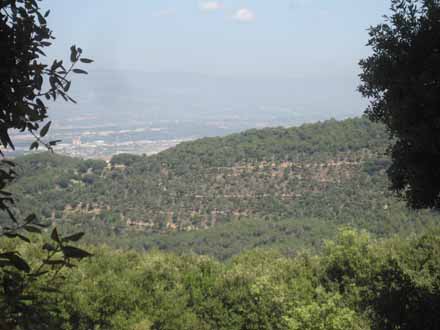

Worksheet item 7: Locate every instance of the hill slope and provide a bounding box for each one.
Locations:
[6,117,440,258]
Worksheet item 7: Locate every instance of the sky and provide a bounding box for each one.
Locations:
[43,0,391,77]
[37,0,394,127]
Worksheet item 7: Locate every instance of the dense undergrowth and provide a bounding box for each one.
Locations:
[2,228,439,330]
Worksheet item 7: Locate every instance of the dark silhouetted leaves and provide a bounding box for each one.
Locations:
[23,214,37,224]
[70,45,78,62]
[49,140,62,146]
[23,225,42,234]
[62,246,92,259]
[80,58,93,63]
[0,252,31,273]
[72,69,88,74]
[30,141,39,150]
[39,121,51,138]
[4,232,30,243]
[42,243,56,252]
[51,228,60,243]
[62,232,85,242]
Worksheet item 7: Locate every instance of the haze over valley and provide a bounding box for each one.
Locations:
[4,0,385,159]
[10,70,365,158]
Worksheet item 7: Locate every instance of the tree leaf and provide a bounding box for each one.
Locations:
[62,246,92,259]
[0,260,12,267]
[49,140,62,146]
[6,208,17,223]
[24,214,37,224]
[0,252,17,259]
[40,121,51,137]
[36,98,46,111]
[42,243,56,252]
[67,96,77,104]
[30,141,39,150]
[63,80,71,92]
[72,69,88,74]
[4,233,31,243]
[16,234,31,243]
[50,227,60,243]
[8,254,31,273]
[35,74,43,90]
[62,232,85,242]
[37,12,46,25]
[3,232,15,239]
[24,225,42,234]
[1,159,15,167]
[70,45,77,62]
[79,58,94,64]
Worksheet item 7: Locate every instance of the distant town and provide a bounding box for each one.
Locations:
[6,111,319,159]
[7,124,195,160]
[56,136,187,160]
[6,109,355,160]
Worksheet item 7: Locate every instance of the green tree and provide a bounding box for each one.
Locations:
[0,0,92,328]
[359,0,440,209]
[285,288,364,330]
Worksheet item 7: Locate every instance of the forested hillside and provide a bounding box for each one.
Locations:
[3,229,440,330]
[6,117,440,259]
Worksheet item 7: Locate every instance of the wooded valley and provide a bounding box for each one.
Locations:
[4,117,440,259]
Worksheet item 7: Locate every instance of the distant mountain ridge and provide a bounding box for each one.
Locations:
[6,117,439,259]
[51,70,362,129]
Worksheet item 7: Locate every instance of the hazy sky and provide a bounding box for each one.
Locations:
[44,0,390,77]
